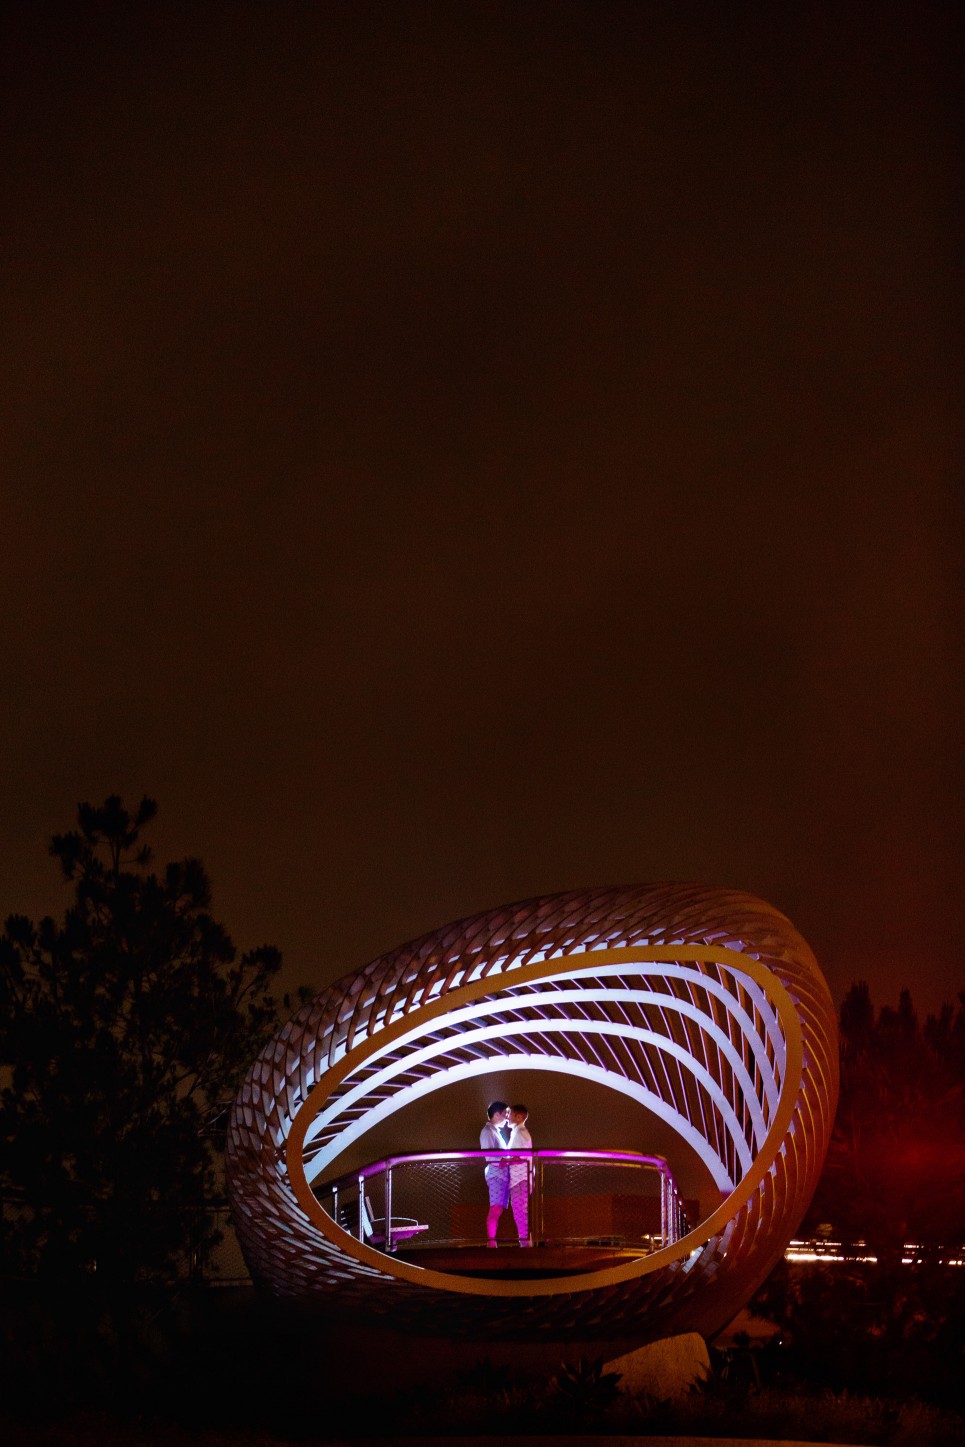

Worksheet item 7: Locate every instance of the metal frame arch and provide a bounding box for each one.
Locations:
[281,942,803,1297]
[300,979,776,1181]
[302,1053,741,1193]
[226,885,838,1340]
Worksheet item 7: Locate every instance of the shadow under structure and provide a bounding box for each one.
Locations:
[226,884,838,1341]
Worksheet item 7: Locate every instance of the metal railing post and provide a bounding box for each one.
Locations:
[385,1163,393,1252]
[358,1173,365,1242]
[660,1169,668,1246]
[534,1154,543,1246]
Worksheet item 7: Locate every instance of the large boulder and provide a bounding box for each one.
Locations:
[605,1331,710,1400]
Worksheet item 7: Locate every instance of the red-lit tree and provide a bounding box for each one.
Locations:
[0,796,297,1290]
[804,981,965,1253]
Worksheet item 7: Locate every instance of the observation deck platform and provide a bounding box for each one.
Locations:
[394,1242,653,1278]
[313,1148,696,1276]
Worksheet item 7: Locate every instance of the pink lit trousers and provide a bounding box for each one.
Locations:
[510,1180,530,1243]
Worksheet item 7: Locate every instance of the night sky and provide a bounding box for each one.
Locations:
[3,1,962,1017]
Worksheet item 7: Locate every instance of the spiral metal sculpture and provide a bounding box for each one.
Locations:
[226,884,838,1340]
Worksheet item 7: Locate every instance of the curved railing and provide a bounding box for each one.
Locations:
[316,1148,691,1256]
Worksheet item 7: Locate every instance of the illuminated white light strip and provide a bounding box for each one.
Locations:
[785,1239,965,1268]
[486,986,770,1125]
[302,1015,756,1184]
[302,969,781,1154]
[314,955,786,1089]
[735,975,785,1075]
[304,1001,767,1159]
[304,1051,737,1191]
[785,1250,879,1264]
[534,961,787,1093]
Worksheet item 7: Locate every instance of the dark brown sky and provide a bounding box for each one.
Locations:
[2,1,962,1015]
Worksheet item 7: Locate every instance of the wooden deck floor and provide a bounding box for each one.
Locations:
[394,1242,650,1278]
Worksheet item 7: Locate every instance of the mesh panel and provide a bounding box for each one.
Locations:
[392,1157,490,1246]
[316,1154,669,1252]
[539,1158,663,1247]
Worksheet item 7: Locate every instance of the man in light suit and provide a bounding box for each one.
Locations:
[480,1100,510,1246]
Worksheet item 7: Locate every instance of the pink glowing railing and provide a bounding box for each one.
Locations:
[316,1149,691,1255]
